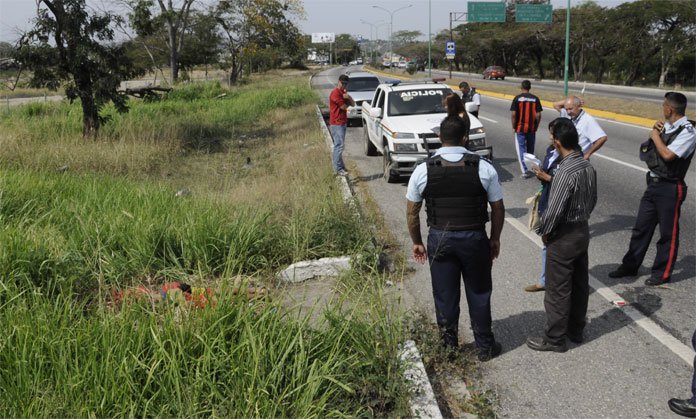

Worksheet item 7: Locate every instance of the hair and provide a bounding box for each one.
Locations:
[549,117,580,150]
[459,81,470,89]
[567,96,582,107]
[440,116,468,146]
[521,80,531,90]
[665,92,687,115]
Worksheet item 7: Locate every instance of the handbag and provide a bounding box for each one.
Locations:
[526,191,541,231]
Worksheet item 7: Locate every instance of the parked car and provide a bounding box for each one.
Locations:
[345,72,380,126]
[483,66,506,80]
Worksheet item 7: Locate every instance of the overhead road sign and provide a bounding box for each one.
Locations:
[311,33,335,43]
[468,2,506,23]
[515,4,553,23]
[445,41,455,60]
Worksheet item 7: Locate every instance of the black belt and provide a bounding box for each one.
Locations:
[646,172,679,184]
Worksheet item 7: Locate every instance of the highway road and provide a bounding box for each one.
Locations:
[313,66,695,418]
[428,68,696,106]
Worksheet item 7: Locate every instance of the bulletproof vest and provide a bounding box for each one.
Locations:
[422,154,489,231]
[462,88,477,103]
[640,120,695,181]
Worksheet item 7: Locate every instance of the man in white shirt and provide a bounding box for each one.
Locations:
[553,96,607,159]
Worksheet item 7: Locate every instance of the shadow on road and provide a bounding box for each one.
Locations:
[589,214,635,239]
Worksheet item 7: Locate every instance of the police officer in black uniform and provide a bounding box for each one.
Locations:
[459,81,480,118]
[406,95,505,361]
[609,92,695,285]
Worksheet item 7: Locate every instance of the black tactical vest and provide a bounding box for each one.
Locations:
[462,88,477,103]
[422,154,489,231]
[640,120,695,181]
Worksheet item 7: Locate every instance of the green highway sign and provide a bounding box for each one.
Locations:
[468,2,506,23]
[515,4,553,23]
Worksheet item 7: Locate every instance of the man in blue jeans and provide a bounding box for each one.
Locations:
[329,74,354,176]
[510,80,542,178]
[668,329,696,417]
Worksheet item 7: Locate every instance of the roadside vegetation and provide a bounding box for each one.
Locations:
[0,70,410,416]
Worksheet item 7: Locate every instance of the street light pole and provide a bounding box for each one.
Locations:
[361,19,384,65]
[428,0,431,77]
[563,0,571,96]
[372,4,413,70]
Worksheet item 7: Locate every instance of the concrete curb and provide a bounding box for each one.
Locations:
[366,69,655,128]
[400,340,443,419]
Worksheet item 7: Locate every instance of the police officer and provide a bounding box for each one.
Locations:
[609,92,695,285]
[406,96,505,361]
[459,81,480,118]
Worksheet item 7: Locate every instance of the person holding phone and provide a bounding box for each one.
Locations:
[329,74,355,176]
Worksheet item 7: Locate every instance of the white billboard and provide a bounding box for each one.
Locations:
[311,32,335,43]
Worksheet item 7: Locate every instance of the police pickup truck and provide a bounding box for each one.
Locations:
[361,79,492,183]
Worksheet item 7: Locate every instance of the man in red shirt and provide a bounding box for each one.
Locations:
[329,74,355,176]
[510,80,543,178]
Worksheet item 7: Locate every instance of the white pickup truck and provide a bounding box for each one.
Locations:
[361,79,492,183]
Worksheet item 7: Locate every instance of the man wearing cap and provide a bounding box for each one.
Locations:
[329,74,355,176]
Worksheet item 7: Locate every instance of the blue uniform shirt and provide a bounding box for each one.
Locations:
[406,146,504,203]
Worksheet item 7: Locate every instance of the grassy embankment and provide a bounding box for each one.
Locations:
[0,70,410,416]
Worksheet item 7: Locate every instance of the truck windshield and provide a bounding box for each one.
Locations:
[388,89,449,116]
[347,77,380,92]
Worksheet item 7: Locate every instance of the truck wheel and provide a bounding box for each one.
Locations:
[364,127,377,156]
[383,150,399,183]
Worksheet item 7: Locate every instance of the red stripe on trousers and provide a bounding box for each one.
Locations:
[663,182,683,280]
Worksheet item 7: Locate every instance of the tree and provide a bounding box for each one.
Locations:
[179,10,222,78]
[216,0,304,85]
[129,0,196,84]
[15,0,141,138]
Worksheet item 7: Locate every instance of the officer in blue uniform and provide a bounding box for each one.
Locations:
[609,92,696,285]
[406,106,505,361]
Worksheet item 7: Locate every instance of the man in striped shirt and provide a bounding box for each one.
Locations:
[527,118,597,353]
[510,80,543,178]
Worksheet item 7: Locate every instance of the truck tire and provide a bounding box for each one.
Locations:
[382,148,399,183]
[364,126,377,156]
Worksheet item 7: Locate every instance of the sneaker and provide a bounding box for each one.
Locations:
[608,265,638,278]
[520,171,535,179]
[524,283,545,292]
[645,277,668,286]
[336,170,349,177]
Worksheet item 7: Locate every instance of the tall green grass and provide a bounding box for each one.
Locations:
[0,72,409,416]
[0,279,407,417]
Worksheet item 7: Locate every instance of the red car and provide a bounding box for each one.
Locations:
[483,66,506,80]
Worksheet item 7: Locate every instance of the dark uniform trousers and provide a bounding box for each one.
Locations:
[621,174,687,282]
[427,228,495,350]
[544,221,590,345]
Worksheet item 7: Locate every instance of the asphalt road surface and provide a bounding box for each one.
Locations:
[313,66,695,418]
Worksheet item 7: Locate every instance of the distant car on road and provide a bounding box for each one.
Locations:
[483,66,506,80]
[346,71,380,126]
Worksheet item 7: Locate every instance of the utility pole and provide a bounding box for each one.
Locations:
[372,4,413,70]
[563,0,571,96]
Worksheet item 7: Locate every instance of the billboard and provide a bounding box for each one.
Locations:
[311,33,335,43]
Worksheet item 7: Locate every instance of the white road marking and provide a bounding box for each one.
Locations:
[505,216,695,367]
[592,152,647,172]
[478,116,498,124]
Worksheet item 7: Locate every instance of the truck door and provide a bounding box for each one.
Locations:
[369,89,386,143]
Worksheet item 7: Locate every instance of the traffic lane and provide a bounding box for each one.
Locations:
[430,68,696,107]
[476,96,695,344]
[339,119,693,419]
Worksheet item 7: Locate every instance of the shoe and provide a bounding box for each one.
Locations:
[567,333,584,344]
[668,398,696,418]
[645,277,668,286]
[524,284,545,292]
[477,342,502,362]
[520,171,535,179]
[336,170,348,177]
[526,336,567,353]
[608,265,638,278]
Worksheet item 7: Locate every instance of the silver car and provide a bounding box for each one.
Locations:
[346,72,380,126]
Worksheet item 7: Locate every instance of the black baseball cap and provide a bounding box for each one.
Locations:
[338,74,349,84]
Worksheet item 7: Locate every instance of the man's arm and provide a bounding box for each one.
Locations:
[511,111,517,131]
[650,121,679,162]
[406,200,427,264]
[584,136,607,160]
[536,169,572,237]
[342,93,355,109]
[552,99,566,112]
[489,200,505,261]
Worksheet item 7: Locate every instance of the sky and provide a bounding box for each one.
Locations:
[1,0,630,44]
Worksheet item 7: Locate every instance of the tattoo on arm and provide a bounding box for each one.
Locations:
[406,201,423,245]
